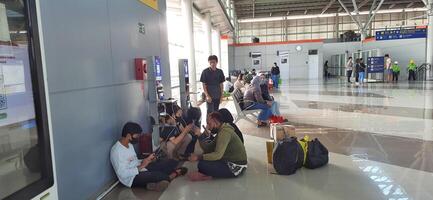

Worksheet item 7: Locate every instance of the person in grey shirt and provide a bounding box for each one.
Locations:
[200,55,225,114]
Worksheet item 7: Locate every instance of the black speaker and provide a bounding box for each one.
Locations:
[277,51,279,56]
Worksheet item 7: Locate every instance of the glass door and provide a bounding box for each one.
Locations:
[0,0,54,199]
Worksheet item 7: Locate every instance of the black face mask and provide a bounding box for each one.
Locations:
[130,137,139,145]
[210,128,219,134]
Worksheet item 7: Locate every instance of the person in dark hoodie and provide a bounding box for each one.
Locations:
[218,108,244,143]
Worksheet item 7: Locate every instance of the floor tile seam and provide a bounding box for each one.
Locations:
[278,98,433,110]
[286,104,433,120]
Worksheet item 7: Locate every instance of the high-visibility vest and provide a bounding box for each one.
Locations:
[408,63,417,71]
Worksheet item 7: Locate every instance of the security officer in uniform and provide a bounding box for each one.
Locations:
[408,59,417,81]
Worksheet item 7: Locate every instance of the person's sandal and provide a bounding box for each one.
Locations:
[257,122,267,128]
[172,167,188,179]
[146,180,170,191]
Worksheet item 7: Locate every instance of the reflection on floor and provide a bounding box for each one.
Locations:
[104,135,433,200]
[104,79,433,200]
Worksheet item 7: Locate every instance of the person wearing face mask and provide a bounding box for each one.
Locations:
[110,122,187,191]
[159,114,194,160]
[187,112,247,181]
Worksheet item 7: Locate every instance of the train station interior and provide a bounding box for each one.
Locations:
[0,0,432,199]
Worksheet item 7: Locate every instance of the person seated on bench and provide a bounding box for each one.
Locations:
[223,77,234,97]
[258,73,283,117]
[187,112,247,181]
[110,122,187,191]
[159,115,193,160]
[218,108,244,143]
[243,76,273,127]
[234,74,246,92]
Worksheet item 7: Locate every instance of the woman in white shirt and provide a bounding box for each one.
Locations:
[346,57,353,83]
[384,54,392,82]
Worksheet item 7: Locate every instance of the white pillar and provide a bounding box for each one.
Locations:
[205,13,213,56]
[427,0,433,66]
[181,0,197,103]
[334,14,339,39]
[216,30,222,66]
[361,30,367,41]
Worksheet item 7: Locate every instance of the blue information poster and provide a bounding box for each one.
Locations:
[376,28,427,41]
[183,60,189,78]
[367,57,385,73]
[155,56,162,81]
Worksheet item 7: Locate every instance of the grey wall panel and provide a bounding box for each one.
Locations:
[41,0,113,93]
[49,88,118,199]
[364,39,426,78]
[233,43,323,79]
[115,82,149,133]
[108,0,161,83]
[40,0,169,199]
[233,39,426,79]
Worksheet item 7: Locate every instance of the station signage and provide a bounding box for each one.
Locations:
[376,28,427,41]
[367,57,385,73]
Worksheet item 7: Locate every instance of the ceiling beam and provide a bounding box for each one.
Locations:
[252,0,255,18]
[358,0,371,10]
[389,4,396,9]
[322,0,336,14]
[364,0,385,30]
[337,0,363,29]
[406,2,414,8]
[352,0,359,13]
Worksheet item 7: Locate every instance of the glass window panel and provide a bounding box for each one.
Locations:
[312,33,321,39]
[0,1,53,198]
[288,26,296,34]
[288,34,297,41]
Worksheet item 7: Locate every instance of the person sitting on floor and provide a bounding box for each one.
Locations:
[243,76,273,127]
[159,115,193,160]
[218,108,244,143]
[110,122,187,191]
[187,112,247,181]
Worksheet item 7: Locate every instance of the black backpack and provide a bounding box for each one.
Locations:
[304,138,329,169]
[272,137,304,175]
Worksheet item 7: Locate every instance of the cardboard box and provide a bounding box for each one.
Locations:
[270,123,296,141]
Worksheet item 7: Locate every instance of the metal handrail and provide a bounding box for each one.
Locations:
[416,63,432,81]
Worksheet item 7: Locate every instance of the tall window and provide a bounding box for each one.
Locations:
[0,1,54,199]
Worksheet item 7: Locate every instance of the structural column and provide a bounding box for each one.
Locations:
[216,30,222,65]
[334,14,340,39]
[181,0,197,103]
[205,12,213,55]
[427,0,433,67]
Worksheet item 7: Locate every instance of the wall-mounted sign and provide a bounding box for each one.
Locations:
[138,23,145,35]
[155,56,162,81]
[376,28,427,41]
[139,0,159,11]
[367,57,385,73]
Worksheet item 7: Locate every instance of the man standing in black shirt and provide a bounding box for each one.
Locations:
[200,55,225,114]
[271,62,280,89]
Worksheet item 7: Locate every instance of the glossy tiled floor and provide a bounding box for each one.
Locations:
[104,79,433,200]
